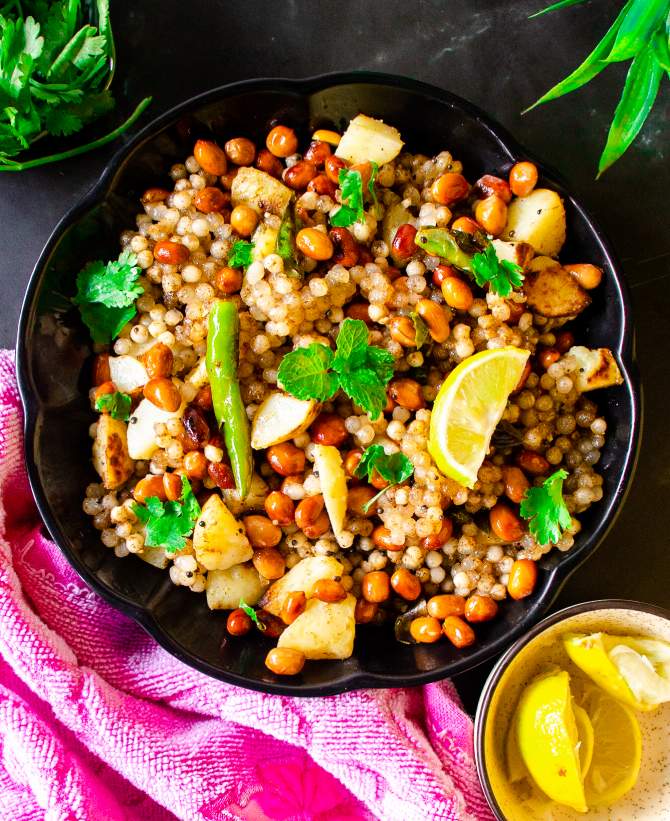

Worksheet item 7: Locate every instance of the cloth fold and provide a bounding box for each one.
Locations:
[0,350,494,821]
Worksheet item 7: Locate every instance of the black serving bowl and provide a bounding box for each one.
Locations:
[16,73,640,695]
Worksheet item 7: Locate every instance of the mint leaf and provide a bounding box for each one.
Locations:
[472,243,524,298]
[355,444,414,485]
[338,367,386,420]
[363,345,395,384]
[333,317,368,361]
[520,469,571,545]
[277,344,339,401]
[409,311,429,349]
[133,477,201,554]
[74,251,142,308]
[228,240,254,268]
[95,390,131,421]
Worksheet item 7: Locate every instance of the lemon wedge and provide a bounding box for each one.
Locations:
[564,632,670,711]
[515,670,588,813]
[428,347,529,488]
[579,685,642,807]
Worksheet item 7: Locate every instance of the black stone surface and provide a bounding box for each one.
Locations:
[2,1,668,712]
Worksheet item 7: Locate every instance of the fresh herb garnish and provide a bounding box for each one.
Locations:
[0,2,151,171]
[519,468,572,545]
[95,390,131,421]
[228,240,254,268]
[354,444,415,511]
[330,162,378,227]
[73,250,143,344]
[409,311,429,349]
[526,0,669,175]
[133,476,201,554]
[239,599,265,630]
[471,243,524,297]
[277,318,394,419]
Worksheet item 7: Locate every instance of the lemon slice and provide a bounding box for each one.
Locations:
[429,347,529,488]
[515,670,588,813]
[580,686,642,807]
[564,632,669,711]
[573,704,594,778]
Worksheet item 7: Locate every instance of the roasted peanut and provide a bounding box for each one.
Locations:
[230,204,258,237]
[162,472,183,502]
[361,571,390,603]
[489,503,525,542]
[314,578,347,603]
[141,187,170,204]
[443,615,476,648]
[329,226,359,267]
[214,266,244,293]
[266,125,298,158]
[304,139,332,166]
[432,263,456,287]
[92,353,111,386]
[464,594,499,623]
[517,450,550,476]
[372,525,404,551]
[226,608,252,636]
[143,342,173,379]
[347,485,377,517]
[244,516,282,549]
[343,448,363,477]
[255,148,283,178]
[224,137,256,166]
[345,302,371,325]
[410,616,443,643]
[391,567,422,601]
[264,491,295,525]
[555,331,575,353]
[308,174,337,196]
[207,461,235,489]
[391,224,418,264]
[355,598,378,623]
[420,518,453,550]
[281,591,306,624]
[143,377,181,412]
[389,315,417,347]
[267,443,306,476]
[184,450,208,480]
[283,160,318,190]
[252,546,286,579]
[538,348,560,370]
[501,465,530,504]
[474,195,508,236]
[325,155,347,184]
[388,378,425,410]
[509,162,538,197]
[564,263,603,290]
[294,495,330,538]
[431,173,469,206]
[265,647,305,676]
[416,299,450,343]
[310,412,348,446]
[296,227,334,260]
[507,559,538,600]
[193,186,227,213]
[133,475,167,504]
[451,216,480,235]
[427,594,466,620]
[194,139,228,175]
[441,276,474,311]
[154,240,189,265]
[182,405,210,449]
[474,174,512,204]
[256,610,285,638]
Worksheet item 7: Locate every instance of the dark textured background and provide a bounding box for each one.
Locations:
[2,0,668,710]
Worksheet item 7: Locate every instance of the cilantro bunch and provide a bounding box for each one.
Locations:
[330,163,378,227]
[277,318,394,420]
[133,476,201,554]
[228,240,254,268]
[354,444,414,511]
[520,468,572,545]
[73,250,142,343]
[0,1,151,171]
[471,244,524,298]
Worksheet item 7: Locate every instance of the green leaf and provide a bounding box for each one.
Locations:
[652,24,670,74]
[409,311,429,349]
[239,599,265,630]
[520,469,571,545]
[44,104,81,135]
[133,476,201,554]
[277,343,339,401]
[414,227,473,271]
[523,0,634,112]
[227,240,254,268]
[78,301,135,344]
[355,444,414,485]
[338,367,387,420]
[471,243,524,297]
[597,43,663,177]
[95,390,131,421]
[333,317,368,361]
[74,251,142,308]
[363,345,395,384]
[329,164,377,227]
[529,0,587,19]
[606,0,668,62]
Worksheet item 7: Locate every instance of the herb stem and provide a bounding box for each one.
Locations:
[0,96,152,172]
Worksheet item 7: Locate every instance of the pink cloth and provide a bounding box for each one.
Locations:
[0,349,494,821]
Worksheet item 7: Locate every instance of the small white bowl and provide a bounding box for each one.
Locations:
[474,599,670,821]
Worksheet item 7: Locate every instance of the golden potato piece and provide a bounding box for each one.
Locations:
[278,594,356,660]
[502,188,566,257]
[206,563,267,610]
[221,473,269,516]
[251,391,320,450]
[313,445,349,548]
[231,167,292,217]
[524,265,591,318]
[193,494,252,571]
[335,114,404,166]
[259,555,343,617]
[92,414,134,490]
[568,346,624,392]
[491,239,535,269]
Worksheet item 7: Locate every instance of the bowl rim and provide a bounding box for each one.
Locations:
[473,598,670,820]
[16,71,642,695]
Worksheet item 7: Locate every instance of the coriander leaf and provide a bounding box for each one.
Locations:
[74,251,142,308]
[44,105,81,136]
[338,367,387,420]
[277,343,339,401]
[471,243,524,297]
[520,468,572,545]
[334,317,368,361]
[78,301,136,345]
[355,444,414,485]
[329,165,371,227]
[95,390,131,421]
[239,599,265,630]
[228,240,254,268]
[409,311,429,349]
[363,345,395,385]
[133,477,201,554]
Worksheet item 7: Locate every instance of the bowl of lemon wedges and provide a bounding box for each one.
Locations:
[475,599,670,820]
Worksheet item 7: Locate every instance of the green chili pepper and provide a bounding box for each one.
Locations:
[598,43,663,177]
[414,227,473,272]
[206,300,253,498]
[276,205,300,275]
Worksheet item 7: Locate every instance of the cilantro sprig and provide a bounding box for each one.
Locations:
[330,162,378,227]
[277,318,394,420]
[95,390,131,421]
[520,468,572,545]
[471,243,524,298]
[0,2,151,171]
[228,240,254,268]
[354,444,414,512]
[133,476,201,554]
[239,599,265,631]
[73,250,142,344]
